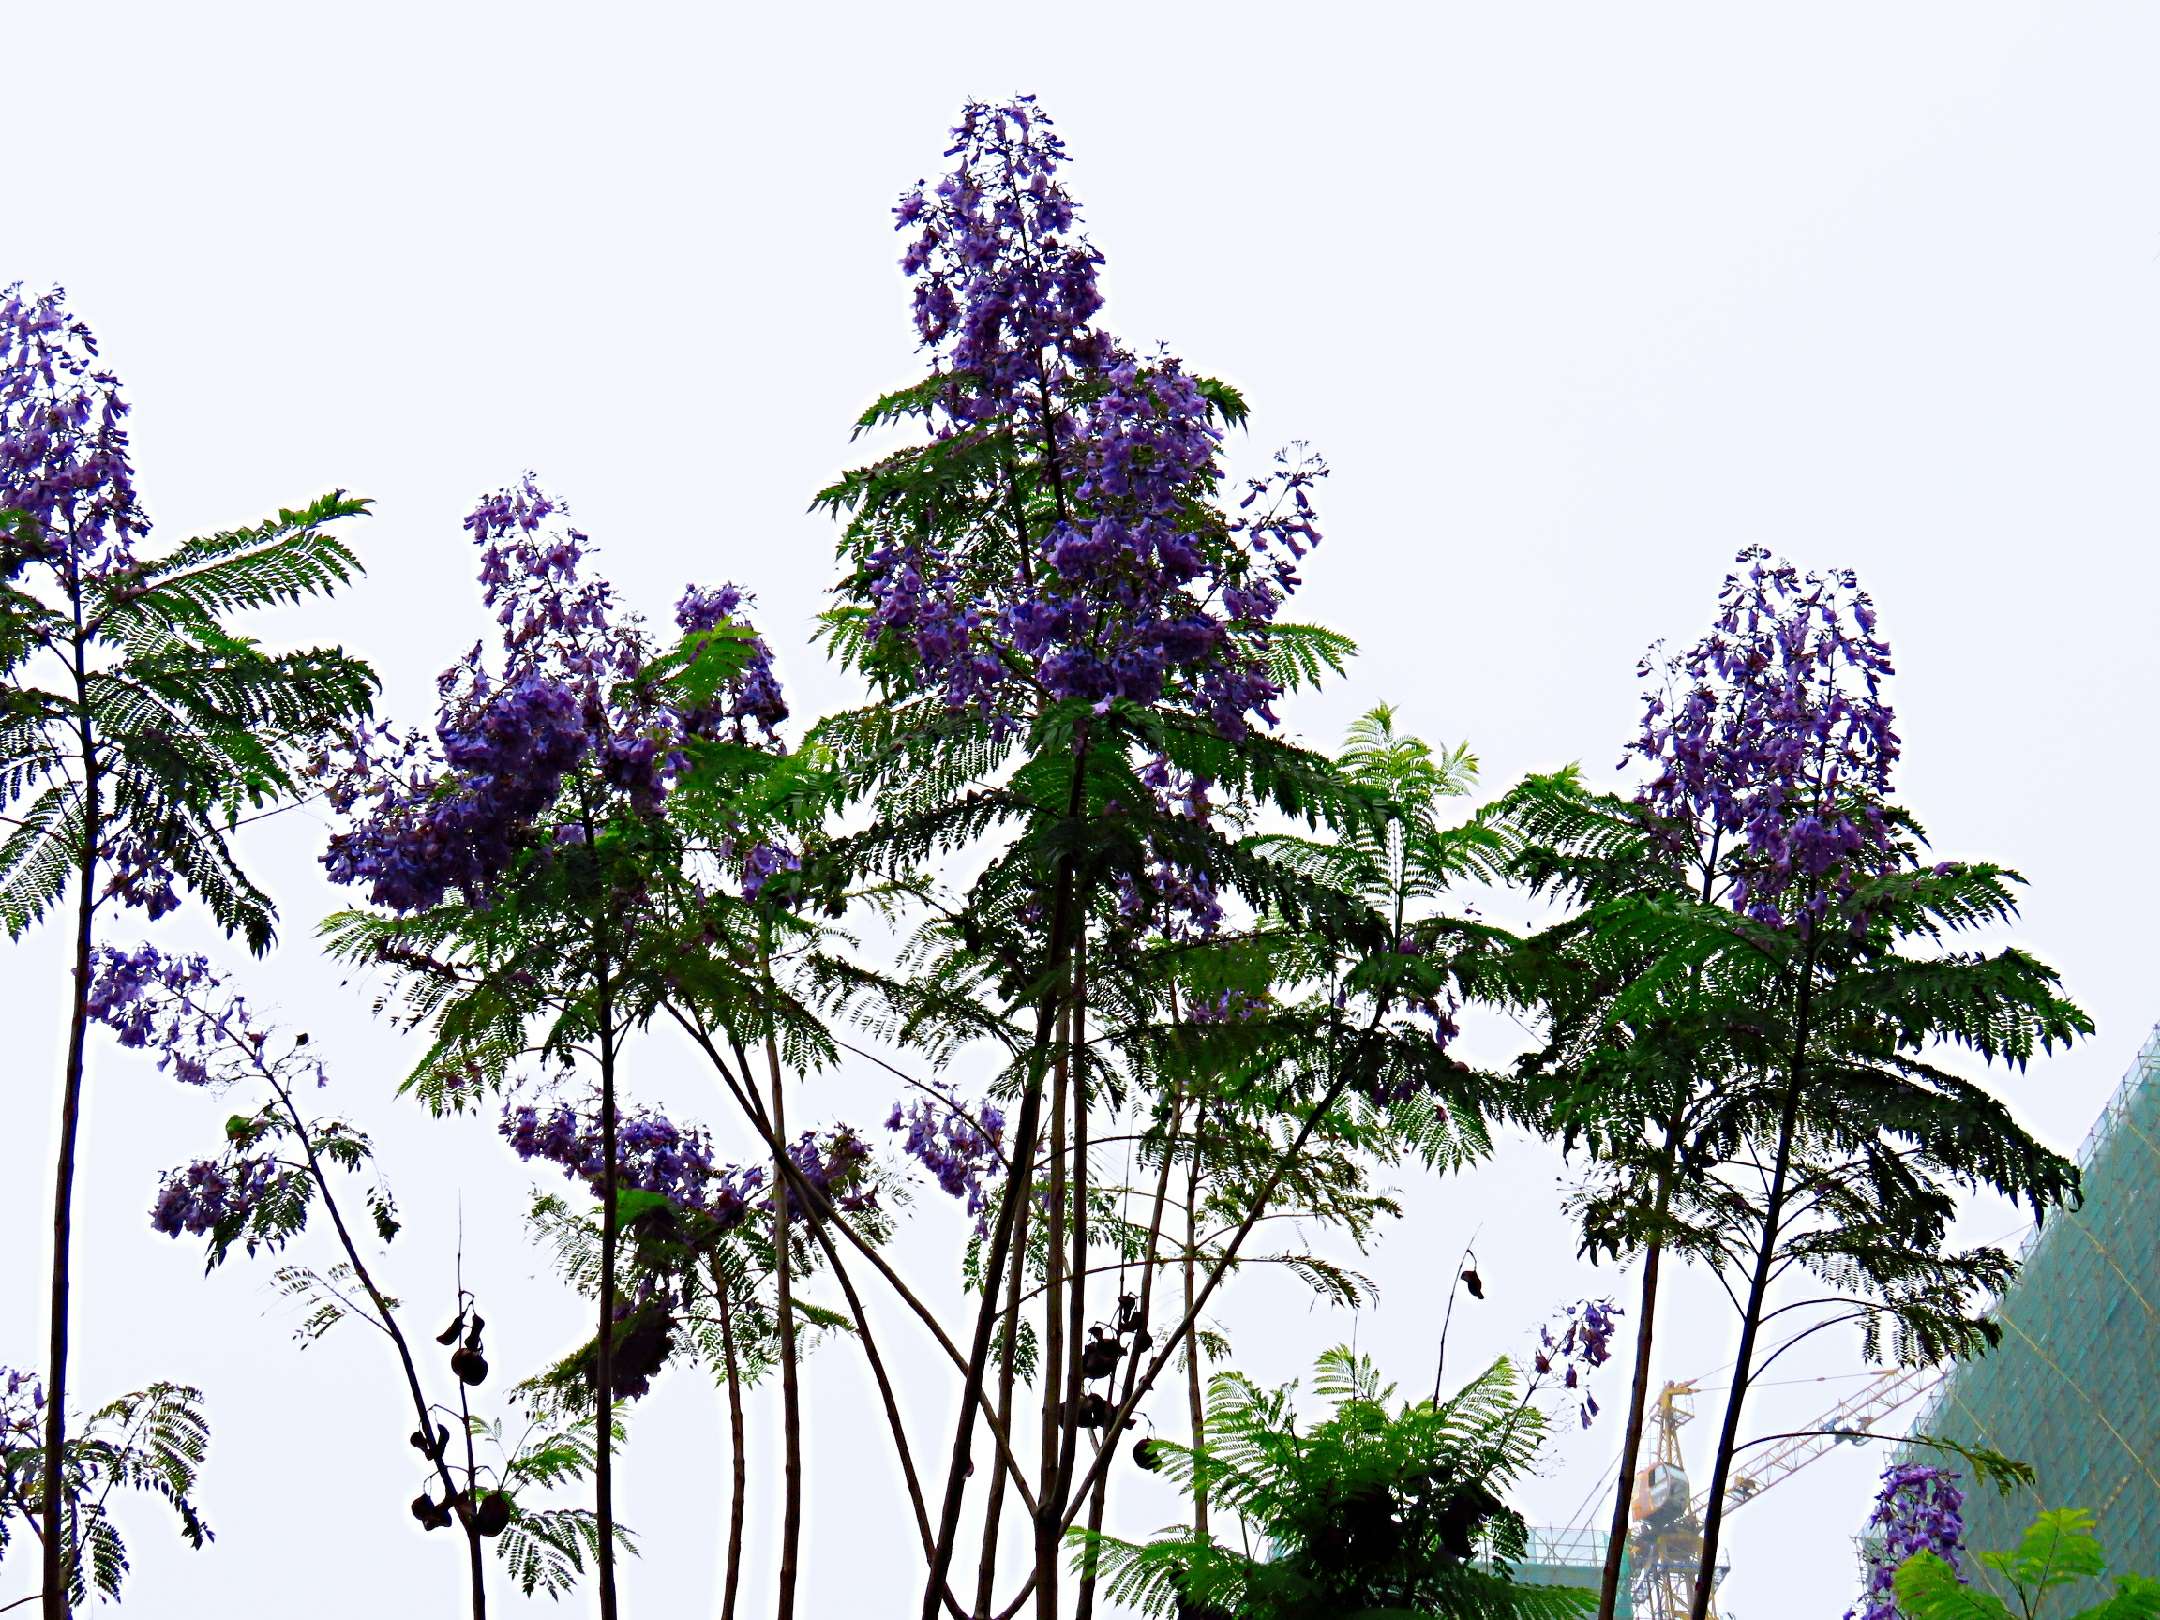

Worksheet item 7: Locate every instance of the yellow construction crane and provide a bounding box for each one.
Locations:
[1619,1367,1942,1619]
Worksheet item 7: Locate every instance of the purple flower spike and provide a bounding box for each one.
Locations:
[0,284,149,579]
[1630,546,1901,933]
[886,1082,1006,1224]
[1846,1463,1965,1620]
[855,100,1326,741]
[318,478,792,915]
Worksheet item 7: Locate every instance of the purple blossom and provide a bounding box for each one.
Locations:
[1113,755,1224,940]
[1533,1298,1623,1430]
[885,1083,1006,1220]
[676,584,790,745]
[502,1098,874,1226]
[319,479,791,914]
[0,284,147,579]
[1630,547,1900,932]
[736,840,801,903]
[321,673,589,913]
[503,1100,741,1219]
[858,100,1325,739]
[1847,1464,1965,1620]
[1,1367,46,1445]
[149,1156,275,1238]
[98,836,180,921]
[1187,988,1269,1025]
[84,945,240,1087]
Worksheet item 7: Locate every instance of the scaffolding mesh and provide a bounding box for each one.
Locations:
[1893,1022,2160,1601]
[1512,1527,1632,1615]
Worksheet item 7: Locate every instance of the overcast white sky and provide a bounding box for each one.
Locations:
[5,4,2157,1616]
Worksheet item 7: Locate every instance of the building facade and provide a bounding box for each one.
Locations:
[1895,1024,2160,1598]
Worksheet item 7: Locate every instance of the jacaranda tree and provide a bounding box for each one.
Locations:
[0,285,376,1618]
[1514,550,2085,1620]
[811,97,1530,1620]
[317,476,792,1620]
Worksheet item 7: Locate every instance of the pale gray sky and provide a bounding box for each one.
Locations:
[5,4,2156,1616]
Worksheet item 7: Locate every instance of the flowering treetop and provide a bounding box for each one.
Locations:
[1630,545,1902,930]
[0,284,147,580]
[320,477,788,914]
[842,98,1324,741]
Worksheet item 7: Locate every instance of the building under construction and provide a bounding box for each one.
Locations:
[1516,1025,2160,1613]
[1889,1023,2160,1599]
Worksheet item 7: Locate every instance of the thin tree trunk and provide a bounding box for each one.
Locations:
[1043,952,1089,1612]
[1597,1234,1663,1620]
[1183,1109,1208,1542]
[1688,964,1814,1620]
[920,739,1086,1620]
[679,1007,1037,1546]
[1074,1076,1183,1620]
[717,1266,746,1620]
[456,1337,489,1618]
[594,923,622,1620]
[764,1010,802,1620]
[974,1174,1035,1618]
[1034,1004,1071,1620]
[40,628,98,1620]
[997,1072,1365,1619]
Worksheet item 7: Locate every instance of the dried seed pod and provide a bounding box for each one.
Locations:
[473,1491,511,1538]
[410,1491,454,1531]
[1131,1327,1154,1353]
[435,1310,467,1347]
[1132,1437,1162,1472]
[1080,1330,1124,1382]
[450,1345,490,1387]
[1460,1267,1484,1300]
[463,1314,486,1355]
[1116,1293,1143,1334]
[407,1421,450,1459]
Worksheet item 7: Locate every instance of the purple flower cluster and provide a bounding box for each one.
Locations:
[85,944,234,1087]
[1114,755,1223,940]
[322,675,590,911]
[1186,988,1270,1025]
[733,840,801,903]
[676,584,789,745]
[1847,1464,1965,1620]
[0,284,147,578]
[503,1099,876,1225]
[885,1084,1006,1218]
[864,100,1322,739]
[1631,547,1900,931]
[98,835,181,921]
[1,1367,45,1445]
[319,476,790,913]
[149,1156,276,1238]
[1533,1298,1622,1429]
[780,1127,877,1220]
[504,1100,750,1222]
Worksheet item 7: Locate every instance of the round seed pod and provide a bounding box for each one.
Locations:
[473,1491,512,1538]
[450,1345,490,1387]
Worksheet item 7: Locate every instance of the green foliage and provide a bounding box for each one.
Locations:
[1072,1349,1592,1620]
[0,491,375,949]
[0,494,373,950]
[1895,1509,2160,1620]
[1494,773,2085,1371]
[0,1382,212,1608]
